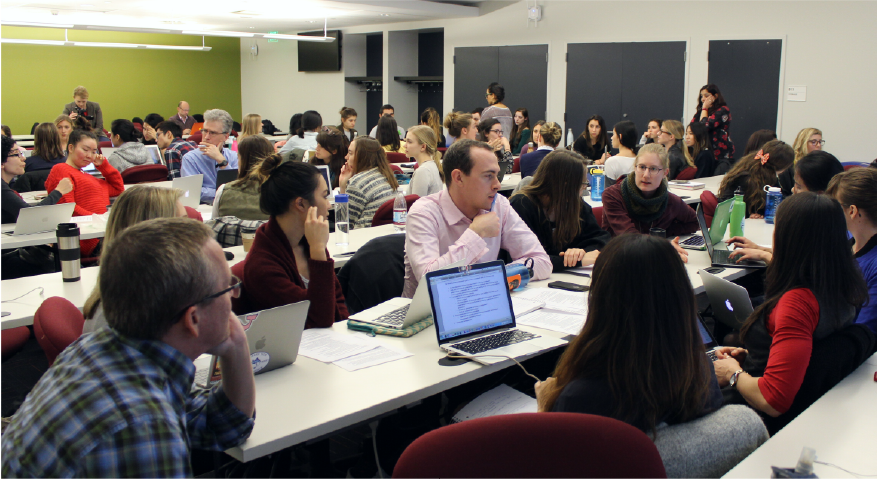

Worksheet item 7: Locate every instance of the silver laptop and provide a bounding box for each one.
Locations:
[4,203,75,235]
[698,269,755,329]
[145,145,163,165]
[350,259,466,329]
[194,301,310,387]
[426,260,566,365]
[173,174,203,208]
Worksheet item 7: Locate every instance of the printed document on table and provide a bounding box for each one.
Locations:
[511,297,543,317]
[514,288,587,315]
[451,384,537,422]
[333,345,413,372]
[298,329,379,363]
[516,310,585,336]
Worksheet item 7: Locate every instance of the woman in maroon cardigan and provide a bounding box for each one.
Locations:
[602,144,698,262]
[236,154,348,328]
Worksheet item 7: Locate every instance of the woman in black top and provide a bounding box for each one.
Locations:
[717,139,794,218]
[684,122,715,178]
[535,233,722,433]
[2,136,71,224]
[573,114,610,162]
[25,122,66,172]
[692,84,735,162]
[510,150,610,272]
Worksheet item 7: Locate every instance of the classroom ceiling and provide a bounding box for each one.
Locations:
[0,0,483,35]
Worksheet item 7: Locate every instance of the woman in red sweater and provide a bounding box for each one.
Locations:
[713,193,867,417]
[45,130,124,257]
[235,154,348,328]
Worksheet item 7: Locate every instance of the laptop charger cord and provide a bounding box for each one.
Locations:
[445,352,542,383]
[1,286,44,303]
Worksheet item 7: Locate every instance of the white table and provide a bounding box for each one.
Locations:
[724,353,877,478]
[500,172,522,192]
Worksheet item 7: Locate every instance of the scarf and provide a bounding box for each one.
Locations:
[620,173,669,224]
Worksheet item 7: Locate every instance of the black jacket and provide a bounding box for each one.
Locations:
[2,180,63,224]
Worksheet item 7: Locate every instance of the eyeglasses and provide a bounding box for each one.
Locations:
[173,275,241,321]
[6,151,23,160]
[490,129,503,135]
[808,139,826,146]
[201,128,228,137]
[636,165,664,174]
[659,130,671,136]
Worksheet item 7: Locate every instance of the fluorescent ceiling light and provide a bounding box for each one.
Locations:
[71,41,139,48]
[144,44,210,51]
[1,37,209,51]
[261,33,335,42]
[1,21,75,28]
[0,38,68,46]
[182,30,253,37]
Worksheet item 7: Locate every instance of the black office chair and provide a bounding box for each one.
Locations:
[337,234,406,315]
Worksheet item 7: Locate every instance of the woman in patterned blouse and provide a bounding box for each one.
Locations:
[338,137,399,228]
[692,84,735,163]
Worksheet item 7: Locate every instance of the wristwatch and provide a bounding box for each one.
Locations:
[729,369,745,388]
[217,159,228,168]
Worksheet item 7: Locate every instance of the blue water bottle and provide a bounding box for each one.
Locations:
[763,186,783,224]
[590,168,605,201]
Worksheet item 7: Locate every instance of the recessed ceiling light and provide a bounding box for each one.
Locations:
[380,13,390,17]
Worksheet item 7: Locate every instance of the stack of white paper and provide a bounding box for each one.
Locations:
[515,288,587,315]
[299,329,415,371]
[452,384,537,422]
[516,310,585,336]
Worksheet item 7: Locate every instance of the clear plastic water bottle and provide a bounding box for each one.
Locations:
[566,128,574,148]
[590,169,604,201]
[393,190,407,232]
[335,194,349,246]
[763,186,783,224]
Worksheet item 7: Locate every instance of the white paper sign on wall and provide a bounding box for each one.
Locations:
[787,86,807,102]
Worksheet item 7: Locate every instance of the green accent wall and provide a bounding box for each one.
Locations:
[1,27,241,135]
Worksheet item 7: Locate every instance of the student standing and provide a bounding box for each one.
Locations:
[481,82,513,137]
[692,84,734,163]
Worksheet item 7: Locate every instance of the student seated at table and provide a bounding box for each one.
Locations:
[684,122,715,178]
[478,118,514,180]
[376,116,403,153]
[778,127,823,195]
[420,107,446,148]
[443,111,478,145]
[712,193,868,418]
[46,130,125,257]
[405,125,444,197]
[535,234,722,432]
[601,120,638,185]
[2,136,72,224]
[402,139,551,297]
[312,126,348,189]
[213,135,274,221]
[573,115,611,163]
[827,168,877,334]
[82,185,188,334]
[601,144,697,259]
[509,108,531,155]
[511,150,610,272]
[519,121,561,178]
[279,110,321,154]
[717,140,793,219]
[338,137,398,229]
[25,122,67,172]
[237,157,348,328]
[1,218,255,477]
[106,119,151,174]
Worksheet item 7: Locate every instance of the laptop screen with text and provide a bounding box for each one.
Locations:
[427,262,514,342]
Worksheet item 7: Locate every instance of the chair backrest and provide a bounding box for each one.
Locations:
[372,194,419,227]
[592,206,604,229]
[188,132,203,144]
[230,259,251,315]
[841,162,869,171]
[700,190,719,227]
[437,147,447,157]
[98,140,113,153]
[520,143,531,156]
[10,169,52,193]
[675,166,698,181]
[513,156,521,173]
[2,326,31,361]
[389,164,403,174]
[652,405,768,478]
[386,152,409,164]
[120,164,169,184]
[184,206,203,222]
[33,296,85,366]
[393,413,666,478]
[337,234,407,314]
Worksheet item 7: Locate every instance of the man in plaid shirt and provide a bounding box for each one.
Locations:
[1,219,256,477]
[156,120,197,180]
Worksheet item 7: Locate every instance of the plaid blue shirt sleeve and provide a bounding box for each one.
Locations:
[186,385,255,451]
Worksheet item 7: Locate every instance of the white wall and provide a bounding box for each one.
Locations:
[242,1,877,161]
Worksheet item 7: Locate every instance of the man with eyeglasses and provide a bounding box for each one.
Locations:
[180,109,239,203]
[170,101,195,136]
[1,218,255,477]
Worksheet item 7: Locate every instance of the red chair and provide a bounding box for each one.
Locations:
[393,413,667,478]
[184,206,203,222]
[592,206,604,229]
[675,167,697,180]
[386,152,409,164]
[230,260,250,315]
[2,326,31,361]
[372,194,419,227]
[520,144,531,156]
[513,156,521,173]
[188,132,203,144]
[33,297,85,366]
[700,190,719,227]
[132,123,143,132]
[120,164,169,184]
[437,147,447,157]
[389,164,403,174]
[98,140,113,153]
[841,162,869,171]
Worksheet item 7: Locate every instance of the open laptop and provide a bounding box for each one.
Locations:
[194,301,310,387]
[215,169,239,189]
[145,145,163,165]
[696,202,767,269]
[3,203,75,235]
[350,259,467,329]
[426,260,566,365]
[697,315,722,362]
[173,174,203,208]
[699,269,755,329]
[680,199,731,250]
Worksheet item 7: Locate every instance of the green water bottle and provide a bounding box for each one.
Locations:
[729,187,746,238]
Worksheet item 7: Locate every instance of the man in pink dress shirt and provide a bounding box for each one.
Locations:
[402,139,551,297]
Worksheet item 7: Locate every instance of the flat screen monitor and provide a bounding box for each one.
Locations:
[297,30,342,72]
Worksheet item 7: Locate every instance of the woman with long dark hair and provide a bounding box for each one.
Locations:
[25,122,66,172]
[313,126,349,189]
[509,108,531,155]
[602,120,638,185]
[482,82,513,138]
[536,234,722,432]
[337,107,358,142]
[713,193,868,417]
[742,129,777,157]
[420,107,446,148]
[213,135,275,221]
[718,139,794,218]
[511,150,610,272]
[106,119,149,173]
[376,116,403,153]
[280,110,321,153]
[478,117,514,180]
[691,84,734,162]
[339,137,399,228]
[573,115,610,162]
[684,122,714,178]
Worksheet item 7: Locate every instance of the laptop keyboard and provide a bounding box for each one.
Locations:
[714,249,762,266]
[194,368,210,387]
[451,330,537,355]
[706,350,718,362]
[372,304,410,327]
[681,235,705,246]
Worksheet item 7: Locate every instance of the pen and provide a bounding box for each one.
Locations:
[489,195,497,212]
[334,251,357,257]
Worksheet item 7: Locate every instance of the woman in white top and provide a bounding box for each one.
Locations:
[405,125,443,197]
[602,120,638,185]
[481,82,513,137]
[280,110,321,153]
